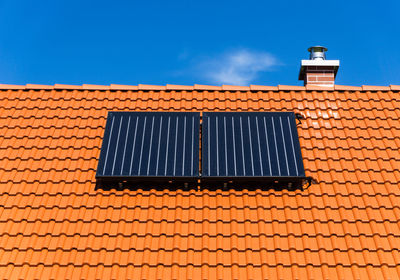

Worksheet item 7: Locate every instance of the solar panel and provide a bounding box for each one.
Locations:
[96,112,200,188]
[202,112,306,187]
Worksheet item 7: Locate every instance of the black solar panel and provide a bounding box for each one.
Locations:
[202,112,306,187]
[96,112,200,187]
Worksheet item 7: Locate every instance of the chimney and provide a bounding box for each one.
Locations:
[299,46,340,87]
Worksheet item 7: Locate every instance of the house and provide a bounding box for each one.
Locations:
[0,47,399,279]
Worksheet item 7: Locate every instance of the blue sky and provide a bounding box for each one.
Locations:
[0,1,399,86]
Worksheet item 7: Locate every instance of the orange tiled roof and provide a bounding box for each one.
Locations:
[0,84,400,279]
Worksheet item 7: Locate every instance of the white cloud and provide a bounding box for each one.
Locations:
[200,49,278,86]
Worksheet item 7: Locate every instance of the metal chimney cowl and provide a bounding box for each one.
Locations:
[308,46,327,60]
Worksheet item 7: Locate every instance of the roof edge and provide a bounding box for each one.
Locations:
[0,84,398,92]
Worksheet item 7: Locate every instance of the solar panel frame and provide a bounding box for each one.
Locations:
[96,111,200,188]
[201,112,307,188]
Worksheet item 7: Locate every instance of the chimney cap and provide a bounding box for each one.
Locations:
[308,46,328,60]
[307,46,328,53]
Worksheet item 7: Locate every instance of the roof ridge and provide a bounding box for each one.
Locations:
[0,84,399,91]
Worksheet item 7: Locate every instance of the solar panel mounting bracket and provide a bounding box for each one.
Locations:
[302,176,316,190]
[295,113,306,124]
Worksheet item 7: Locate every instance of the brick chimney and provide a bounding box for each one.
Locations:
[299,46,340,87]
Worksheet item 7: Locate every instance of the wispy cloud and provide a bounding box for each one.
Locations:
[199,49,279,85]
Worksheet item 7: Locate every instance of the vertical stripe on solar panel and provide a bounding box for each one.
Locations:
[96,112,200,179]
[202,112,305,178]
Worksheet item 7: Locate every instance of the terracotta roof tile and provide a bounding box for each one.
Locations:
[0,84,400,278]
[0,84,26,90]
[221,85,250,91]
[165,84,193,90]
[362,85,391,91]
[138,84,166,90]
[82,85,110,91]
[278,85,305,91]
[109,84,139,90]
[334,85,363,91]
[193,84,221,91]
[249,85,278,91]
[305,85,335,91]
[25,84,55,90]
